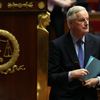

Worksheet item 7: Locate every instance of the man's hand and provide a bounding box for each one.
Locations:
[69,68,89,79]
[84,78,99,88]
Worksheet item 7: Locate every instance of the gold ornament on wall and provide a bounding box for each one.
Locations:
[8,2,33,8]
[0,2,2,8]
[0,29,25,74]
[38,1,45,9]
[37,11,50,33]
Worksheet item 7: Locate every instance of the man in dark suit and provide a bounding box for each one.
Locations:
[48,6,100,100]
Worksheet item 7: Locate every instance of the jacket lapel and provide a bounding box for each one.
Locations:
[64,33,80,68]
[84,34,94,67]
[64,33,95,68]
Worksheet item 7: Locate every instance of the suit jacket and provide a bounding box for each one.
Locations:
[48,32,100,100]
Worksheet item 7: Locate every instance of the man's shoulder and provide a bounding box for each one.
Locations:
[86,33,100,40]
[52,34,67,44]
[86,33,100,44]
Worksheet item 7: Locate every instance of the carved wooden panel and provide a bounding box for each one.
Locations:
[0,0,47,100]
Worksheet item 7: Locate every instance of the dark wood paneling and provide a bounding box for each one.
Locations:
[0,11,38,100]
[0,0,47,100]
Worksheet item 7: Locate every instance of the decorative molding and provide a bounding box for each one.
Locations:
[8,2,33,8]
[0,65,26,75]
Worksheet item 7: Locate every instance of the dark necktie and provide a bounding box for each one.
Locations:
[77,39,84,68]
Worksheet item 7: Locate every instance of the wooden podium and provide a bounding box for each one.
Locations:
[0,0,47,100]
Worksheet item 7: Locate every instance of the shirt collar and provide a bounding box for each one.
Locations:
[70,32,85,44]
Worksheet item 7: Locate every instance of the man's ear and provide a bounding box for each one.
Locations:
[67,20,72,29]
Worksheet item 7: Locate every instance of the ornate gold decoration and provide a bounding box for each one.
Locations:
[37,11,50,33]
[0,58,3,63]
[0,2,2,8]
[38,1,45,9]
[3,40,12,57]
[8,2,33,8]
[0,65,25,75]
[0,29,25,74]
[37,11,50,99]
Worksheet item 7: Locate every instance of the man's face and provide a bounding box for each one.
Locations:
[70,10,89,36]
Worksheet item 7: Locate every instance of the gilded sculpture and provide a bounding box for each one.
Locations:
[37,11,50,33]
[37,11,50,100]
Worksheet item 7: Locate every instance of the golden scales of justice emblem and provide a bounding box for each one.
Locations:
[0,29,25,75]
[0,39,15,63]
[0,39,12,57]
[3,40,12,58]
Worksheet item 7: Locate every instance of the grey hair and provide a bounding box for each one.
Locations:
[67,6,87,21]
